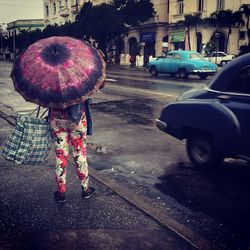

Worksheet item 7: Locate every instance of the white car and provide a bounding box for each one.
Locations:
[204,52,235,66]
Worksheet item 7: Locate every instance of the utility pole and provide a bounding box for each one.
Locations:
[76,0,78,14]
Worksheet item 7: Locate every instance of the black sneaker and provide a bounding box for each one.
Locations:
[82,187,96,199]
[54,191,66,203]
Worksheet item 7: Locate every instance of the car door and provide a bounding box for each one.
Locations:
[220,66,250,156]
[168,52,182,73]
[157,53,173,73]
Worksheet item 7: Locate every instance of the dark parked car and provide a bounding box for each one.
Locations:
[156,53,250,168]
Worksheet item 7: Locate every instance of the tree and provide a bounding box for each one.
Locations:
[76,3,126,53]
[16,29,43,53]
[240,4,250,47]
[208,10,244,53]
[180,13,201,51]
[76,1,155,55]
[114,0,155,26]
[183,14,193,51]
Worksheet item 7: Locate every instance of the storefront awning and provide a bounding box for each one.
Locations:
[170,31,185,42]
[140,32,155,43]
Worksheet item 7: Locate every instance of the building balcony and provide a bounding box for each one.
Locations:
[171,13,184,23]
[59,7,70,17]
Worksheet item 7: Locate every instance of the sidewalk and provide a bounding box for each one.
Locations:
[0,115,194,249]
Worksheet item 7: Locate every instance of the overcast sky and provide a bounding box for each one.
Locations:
[0,0,44,26]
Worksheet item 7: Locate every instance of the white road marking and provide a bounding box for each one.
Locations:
[106,78,117,82]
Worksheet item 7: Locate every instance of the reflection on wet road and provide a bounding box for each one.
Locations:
[107,68,209,97]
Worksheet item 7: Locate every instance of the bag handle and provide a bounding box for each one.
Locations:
[29,106,48,118]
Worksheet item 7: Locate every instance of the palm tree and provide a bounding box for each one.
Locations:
[224,10,245,52]
[240,4,250,47]
[232,10,245,49]
[208,10,244,53]
[181,13,202,51]
[183,14,193,50]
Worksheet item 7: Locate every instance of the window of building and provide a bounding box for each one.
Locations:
[167,0,169,14]
[65,0,68,7]
[45,5,49,16]
[53,2,56,14]
[198,0,204,11]
[217,0,224,11]
[178,0,184,14]
[59,1,61,8]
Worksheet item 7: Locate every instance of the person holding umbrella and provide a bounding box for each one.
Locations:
[11,36,106,203]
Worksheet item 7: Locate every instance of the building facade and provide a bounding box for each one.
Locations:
[123,0,169,66]
[43,0,112,26]
[42,0,250,65]
[6,19,45,37]
[168,0,250,56]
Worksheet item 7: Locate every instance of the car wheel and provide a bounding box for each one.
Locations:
[186,133,222,168]
[198,73,208,80]
[150,66,158,76]
[220,61,227,66]
[179,68,188,78]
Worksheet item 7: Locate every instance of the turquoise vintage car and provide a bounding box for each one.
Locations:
[147,50,217,80]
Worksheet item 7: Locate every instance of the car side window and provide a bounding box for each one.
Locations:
[167,53,173,59]
[173,53,181,59]
[227,66,250,94]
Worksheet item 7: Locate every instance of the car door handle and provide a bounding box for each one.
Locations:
[217,95,231,102]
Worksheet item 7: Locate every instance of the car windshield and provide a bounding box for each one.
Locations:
[189,53,203,59]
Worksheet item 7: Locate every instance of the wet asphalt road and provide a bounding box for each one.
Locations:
[1,61,250,249]
[97,66,250,250]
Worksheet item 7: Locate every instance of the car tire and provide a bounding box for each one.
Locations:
[179,68,188,78]
[150,66,158,76]
[220,61,227,66]
[198,73,208,80]
[186,133,222,169]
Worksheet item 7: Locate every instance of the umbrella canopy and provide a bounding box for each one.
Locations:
[11,36,106,108]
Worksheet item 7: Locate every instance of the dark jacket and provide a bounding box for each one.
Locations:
[49,99,93,135]
[66,99,93,135]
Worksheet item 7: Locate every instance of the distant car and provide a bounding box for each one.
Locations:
[204,51,235,66]
[156,53,250,168]
[147,50,217,80]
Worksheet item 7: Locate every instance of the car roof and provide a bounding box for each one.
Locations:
[169,50,199,54]
[209,53,250,90]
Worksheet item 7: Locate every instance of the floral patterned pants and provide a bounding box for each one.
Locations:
[49,113,89,193]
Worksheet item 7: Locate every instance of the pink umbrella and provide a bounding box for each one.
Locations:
[11,36,106,108]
